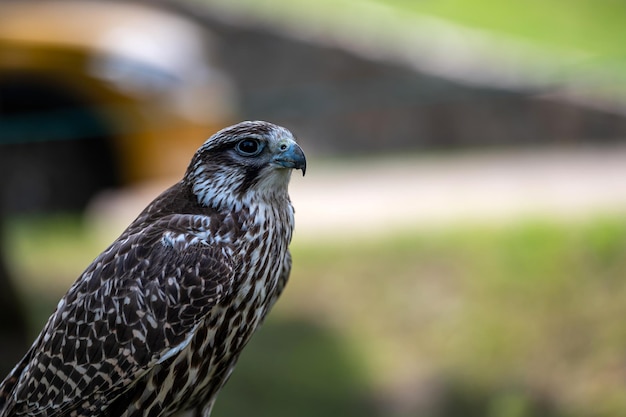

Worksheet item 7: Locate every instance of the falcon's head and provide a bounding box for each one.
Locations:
[186,121,306,210]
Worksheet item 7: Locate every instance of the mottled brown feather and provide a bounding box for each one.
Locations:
[0,121,304,417]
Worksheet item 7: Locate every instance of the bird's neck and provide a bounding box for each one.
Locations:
[196,190,295,252]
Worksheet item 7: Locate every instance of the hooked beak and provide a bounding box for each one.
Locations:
[272,142,307,176]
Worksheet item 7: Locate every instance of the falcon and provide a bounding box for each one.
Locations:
[0,121,306,417]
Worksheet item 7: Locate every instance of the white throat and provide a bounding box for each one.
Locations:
[191,165,292,212]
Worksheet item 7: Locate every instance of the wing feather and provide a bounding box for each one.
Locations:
[3,214,234,417]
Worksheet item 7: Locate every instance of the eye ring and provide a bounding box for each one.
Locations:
[235,138,263,157]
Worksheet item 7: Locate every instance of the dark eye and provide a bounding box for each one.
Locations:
[235,139,263,156]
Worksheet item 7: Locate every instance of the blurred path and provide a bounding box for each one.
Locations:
[288,146,626,238]
[89,146,626,240]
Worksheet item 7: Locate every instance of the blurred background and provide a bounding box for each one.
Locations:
[1,0,626,416]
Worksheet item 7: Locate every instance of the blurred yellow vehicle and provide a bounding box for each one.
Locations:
[0,0,235,213]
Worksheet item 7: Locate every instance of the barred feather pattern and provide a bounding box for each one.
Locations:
[0,121,304,417]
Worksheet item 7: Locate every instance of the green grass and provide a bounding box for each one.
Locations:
[393,0,626,92]
[4,214,626,416]
[281,217,626,416]
[390,0,626,58]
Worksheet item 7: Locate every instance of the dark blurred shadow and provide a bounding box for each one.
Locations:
[0,75,121,214]
[215,319,572,417]
[213,318,380,417]
[0,216,29,377]
[427,378,568,417]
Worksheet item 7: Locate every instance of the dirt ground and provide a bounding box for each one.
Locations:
[289,145,626,237]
